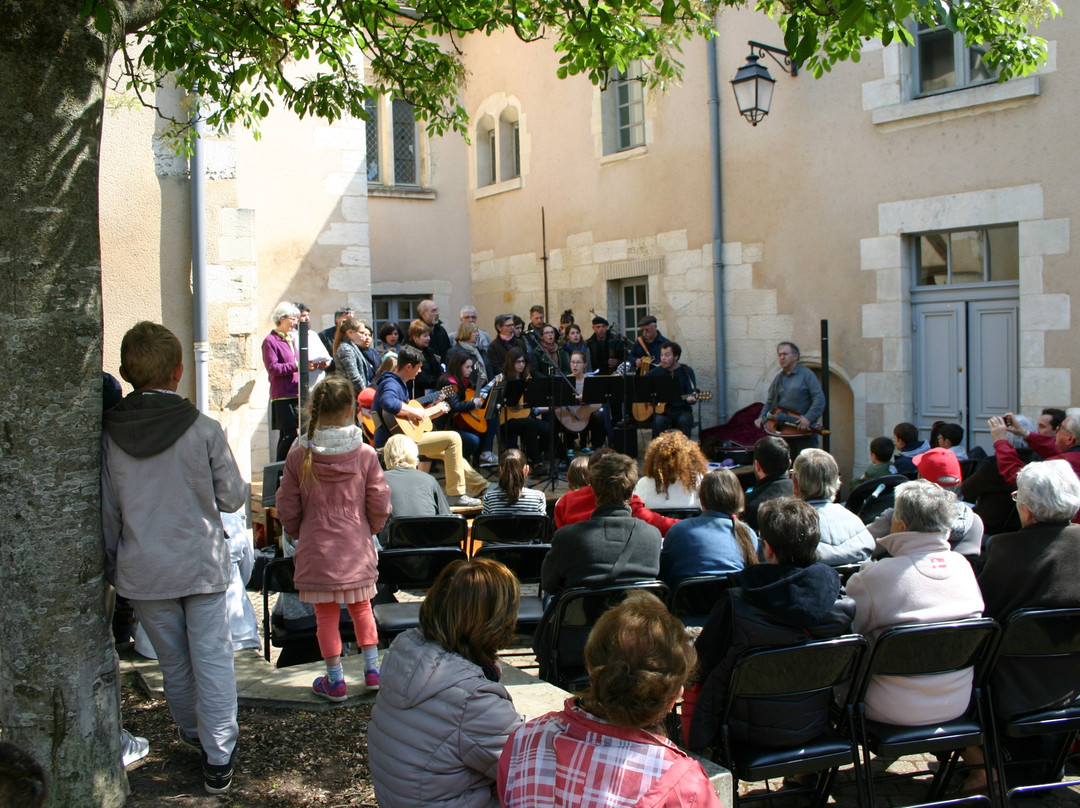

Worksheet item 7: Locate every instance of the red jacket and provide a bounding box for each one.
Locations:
[995,435,1080,524]
[554,487,677,536]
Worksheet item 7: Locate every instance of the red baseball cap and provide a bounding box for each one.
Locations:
[913,447,962,485]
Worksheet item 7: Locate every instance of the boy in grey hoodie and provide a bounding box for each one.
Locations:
[102,322,247,794]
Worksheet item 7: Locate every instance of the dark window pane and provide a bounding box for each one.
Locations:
[365,99,380,183]
[392,99,417,186]
[918,28,956,93]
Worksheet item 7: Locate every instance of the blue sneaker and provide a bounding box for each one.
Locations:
[312,675,348,703]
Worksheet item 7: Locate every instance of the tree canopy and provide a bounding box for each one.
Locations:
[94,0,1059,147]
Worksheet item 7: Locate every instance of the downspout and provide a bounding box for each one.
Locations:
[707,26,727,423]
[190,103,210,414]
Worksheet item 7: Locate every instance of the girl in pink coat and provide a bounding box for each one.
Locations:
[277,376,392,701]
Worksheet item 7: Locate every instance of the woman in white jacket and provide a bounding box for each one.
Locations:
[845,480,984,725]
[367,558,523,808]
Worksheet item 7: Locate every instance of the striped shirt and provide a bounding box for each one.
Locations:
[481,486,547,516]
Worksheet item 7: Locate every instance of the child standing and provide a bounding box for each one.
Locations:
[276,376,392,701]
[102,322,248,794]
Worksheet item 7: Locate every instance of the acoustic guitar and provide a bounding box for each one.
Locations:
[656,390,712,414]
[764,407,830,438]
[555,403,603,433]
[384,385,455,442]
[454,388,489,434]
[630,352,654,422]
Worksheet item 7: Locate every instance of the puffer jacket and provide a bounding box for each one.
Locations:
[846,530,984,725]
[810,500,875,565]
[368,629,524,808]
[686,562,855,751]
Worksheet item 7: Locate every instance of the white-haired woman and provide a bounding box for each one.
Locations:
[381,434,450,536]
[263,301,302,461]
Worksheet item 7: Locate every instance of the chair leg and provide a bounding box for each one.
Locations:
[811,766,840,808]
[927,749,962,799]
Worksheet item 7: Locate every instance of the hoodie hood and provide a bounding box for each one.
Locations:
[103,391,200,458]
[379,629,486,710]
[877,530,956,580]
[738,562,843,627]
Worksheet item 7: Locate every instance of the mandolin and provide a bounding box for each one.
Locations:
[764,408,830,438]
[384,385,455,442]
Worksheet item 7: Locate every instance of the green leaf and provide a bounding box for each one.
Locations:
[93,4,112,36]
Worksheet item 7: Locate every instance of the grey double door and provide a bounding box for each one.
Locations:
[913,297,1019,453]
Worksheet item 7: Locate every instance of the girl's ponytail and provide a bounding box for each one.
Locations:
[498,449,528,505]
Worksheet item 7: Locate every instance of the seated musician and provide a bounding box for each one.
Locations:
[371,345,488,508]
[646,342,697,439]
[754,340,825,456]
[556,349,608,455]
[478,348,558,477]
[436,352,498,469]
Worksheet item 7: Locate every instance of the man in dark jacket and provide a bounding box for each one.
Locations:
[417,299,451,361]
[534,452,662,680]
[743,436,793,531]
[684,496,855,751]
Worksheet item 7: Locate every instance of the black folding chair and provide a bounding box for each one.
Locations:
[381,514,468,549]
[666,573,739,629]
[469,513,551,556]
[543,581,668,691]
[984,607,1080,805]
[474,543,551,632]
[852,618,1000,808]
[651,508,702,520]
[371,546,467,646]
[844,475,907,525]
[713,635,869,808]
[261,556,355,667]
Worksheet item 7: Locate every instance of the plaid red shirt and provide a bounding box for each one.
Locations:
[498,698,721,807]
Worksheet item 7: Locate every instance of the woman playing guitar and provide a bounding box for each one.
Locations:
[437,352,499,468]
[475,348,554,475]
[555,349,607,455]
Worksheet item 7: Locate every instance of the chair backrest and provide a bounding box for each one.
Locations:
[471,514,551,547]
[376,546,468,589]
[667,573,739,621]
[548,581,668,689]
[261,461,287,507]
[990,607,1080,719]
[724,634,868,715]
[473,543,550,586]
[383,514,468,549]
[844,474,907,525]
[263,555,298,595]
[651,508,702,520]
[853,618,1000,702]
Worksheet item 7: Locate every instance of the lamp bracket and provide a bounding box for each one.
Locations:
[747,41,798,77]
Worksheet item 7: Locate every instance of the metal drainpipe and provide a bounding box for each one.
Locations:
[707,28,728,423]
[190,103,210,414]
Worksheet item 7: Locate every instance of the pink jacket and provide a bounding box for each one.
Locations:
[498,698,721,808]
[276,441,391,592]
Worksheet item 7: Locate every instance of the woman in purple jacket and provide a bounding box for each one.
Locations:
[262,301,301,461]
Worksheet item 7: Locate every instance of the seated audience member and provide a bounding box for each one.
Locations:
[857,436,897,483]
[960,459,1080,795]
[961,414,1035,536]
[564,455,589,491]
[553,447,677,536]
[743,436,793,531]
[481,449,546,516]
[867,447,984,558]
[936,422,968,460]
[845,480,984,726]
[893,422,930,475]
[792,449,874,565]
[381,434,450,529]
[0,741,46,807]
[992,409,1080,495]
[1037,407,1067,436]
[499,592,721,808]
[684,497,855,751]
[535,453,663,679]
[634,429,708,510]
[660,469,759,587]
[368,559,523,808]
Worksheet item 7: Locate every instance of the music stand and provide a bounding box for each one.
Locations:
[582,376,622,448]
[483,382,507,465]
[524,377,577,491]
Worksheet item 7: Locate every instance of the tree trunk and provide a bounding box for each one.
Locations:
[0,7,126,806]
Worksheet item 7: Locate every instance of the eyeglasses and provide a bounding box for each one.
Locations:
[1011,491,1019,501]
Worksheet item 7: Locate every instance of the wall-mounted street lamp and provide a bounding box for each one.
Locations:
[731,41,798,125]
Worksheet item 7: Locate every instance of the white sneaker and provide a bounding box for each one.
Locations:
[448,494,482,508]
[121,729,150,767]
[479,452,499,468]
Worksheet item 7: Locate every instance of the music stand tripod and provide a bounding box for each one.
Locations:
[629,376,680,440]
[524,375,577,492]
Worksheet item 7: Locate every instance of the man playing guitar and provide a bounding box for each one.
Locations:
[755,341,826,455]
[372,345,488,508]
[646,342,698,439]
